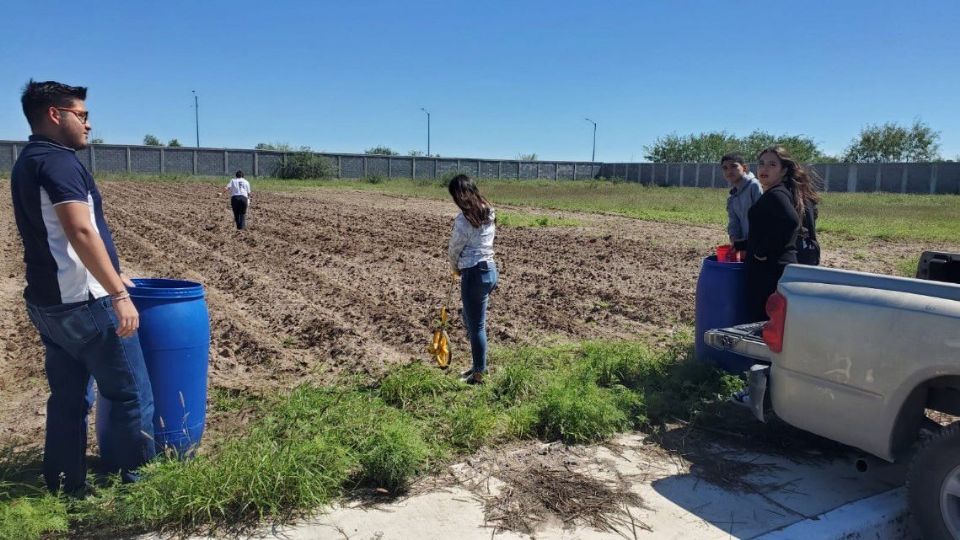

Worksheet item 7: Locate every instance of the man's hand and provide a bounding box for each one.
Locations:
[112,296,139,338]
[120,273,136,288]
[54,203,140,337]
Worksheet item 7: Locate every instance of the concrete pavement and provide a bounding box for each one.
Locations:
[201,425,921,540]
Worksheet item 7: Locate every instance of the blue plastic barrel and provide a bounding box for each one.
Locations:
[694,256,754,374]
[97,278,210,457]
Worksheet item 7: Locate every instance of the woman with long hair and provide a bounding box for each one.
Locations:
[745,146,819,320]
[447,174,498,384]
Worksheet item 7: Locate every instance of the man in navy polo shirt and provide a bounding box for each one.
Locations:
[11,80,156,495]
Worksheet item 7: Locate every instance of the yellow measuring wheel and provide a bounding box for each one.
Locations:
[427,272,458,368]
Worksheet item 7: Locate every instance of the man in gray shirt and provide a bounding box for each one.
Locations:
[721,153,762,250]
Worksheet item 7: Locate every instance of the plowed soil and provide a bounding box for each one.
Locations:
[2,180,956,445]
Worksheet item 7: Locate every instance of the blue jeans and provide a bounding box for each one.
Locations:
[460,261,498,374]
[26,296,156,494]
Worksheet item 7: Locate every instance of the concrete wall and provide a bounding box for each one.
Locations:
[599,161,960,194]
[0,141,601,182]
[1,140,956,193]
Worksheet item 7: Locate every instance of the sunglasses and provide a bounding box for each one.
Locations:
[56,108,90,124]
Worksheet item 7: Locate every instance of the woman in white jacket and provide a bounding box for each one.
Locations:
[447,174,498,384]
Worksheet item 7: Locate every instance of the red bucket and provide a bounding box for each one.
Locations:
[716,244,732,262]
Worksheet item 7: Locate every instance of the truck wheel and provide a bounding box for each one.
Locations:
[908,422,960,540]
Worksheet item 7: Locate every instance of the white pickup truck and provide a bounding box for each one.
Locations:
[705,253,960,540]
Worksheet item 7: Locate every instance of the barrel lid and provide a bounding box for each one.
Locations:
[130,278,205,299]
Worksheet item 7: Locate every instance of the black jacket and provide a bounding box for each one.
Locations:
[745,183,800,265]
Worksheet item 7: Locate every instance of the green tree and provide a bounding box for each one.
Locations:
[739,131,828,163]
[167,138,182,147]
[644,130,828,163]
[643,132,738,163]
[255,142,294,151]
[274,149,334,179]
[365,146,399,156]
[516,153,538,161]
[90,137,104,144]
[143,134,162,146]
[843,121,941,162]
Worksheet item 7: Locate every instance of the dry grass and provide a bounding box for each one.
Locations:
[484,463,649,537]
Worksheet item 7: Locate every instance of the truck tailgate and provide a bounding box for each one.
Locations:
[704,322,772,362]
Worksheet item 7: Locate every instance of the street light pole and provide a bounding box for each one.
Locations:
[192,90,200,148]
[420,107,431,156]
[585,118,597,162]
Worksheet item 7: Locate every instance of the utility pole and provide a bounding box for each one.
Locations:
[192,90,200,148]
[585,118,597,162]
[420,107,431,156]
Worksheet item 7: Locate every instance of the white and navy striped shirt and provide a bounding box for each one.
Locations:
[11,136,121,306]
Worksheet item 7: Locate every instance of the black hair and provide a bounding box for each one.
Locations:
[447,174,492,228]
[235,170,244,178]
[720,153,746,166]
[20,79,87,129]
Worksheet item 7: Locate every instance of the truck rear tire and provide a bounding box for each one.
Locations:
[907,422,960,540]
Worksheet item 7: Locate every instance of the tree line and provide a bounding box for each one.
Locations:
[104,120,947,164]
[140,135,182,147]
[643,121,945,163]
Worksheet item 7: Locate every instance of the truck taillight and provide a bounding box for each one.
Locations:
[762,292,787,353]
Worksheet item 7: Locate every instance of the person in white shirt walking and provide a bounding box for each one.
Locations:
[222,170,251,230]
[447,174,498,385]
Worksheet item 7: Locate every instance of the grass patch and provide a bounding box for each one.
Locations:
[0,336,740,538]
[534,378,630,444]
[896,255,921,278]
[209,387,262,413]
[353,412,429,492]
[77,430,353,532]
[379,363,462,409]
[0,496,68,540]
[496,211,582,229]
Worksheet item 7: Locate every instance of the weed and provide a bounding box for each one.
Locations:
[488,356,544,405]
[354,412,429,492]
[0,496,68,540]
[504,403,540,439]
[896,255,920,277]
[438,170,463,187]
[442,398,500,452]
[578,341,661,389]
[379,363,461,409]
[534,376,629,444]
[210,387,261,413]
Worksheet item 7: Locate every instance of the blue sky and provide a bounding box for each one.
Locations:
[2,0,958,162]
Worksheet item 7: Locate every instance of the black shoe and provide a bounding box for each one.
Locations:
[459,369,474,379]
[59,484,92,499]
[463,373,485,385]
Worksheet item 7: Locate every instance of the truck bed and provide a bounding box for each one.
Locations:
[781,264,960,302]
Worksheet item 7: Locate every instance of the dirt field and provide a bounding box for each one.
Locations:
[2,180,956,445]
